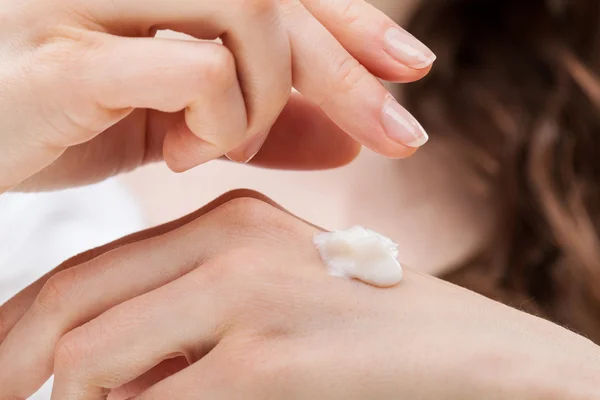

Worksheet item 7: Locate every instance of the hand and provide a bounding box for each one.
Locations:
[0,0,434,193]
[6,193,597,400]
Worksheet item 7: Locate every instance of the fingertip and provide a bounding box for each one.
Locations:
[162,126,220,173]
[354,27,435,84]
[225,132,269,164]
[393,146,419,160]
[375,62,433,84]
[382,25,436,71]
[298,0,436,83]
[364,141,419,160]
[379,94,429,152]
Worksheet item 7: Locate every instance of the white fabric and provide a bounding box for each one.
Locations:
[0,179,144,399]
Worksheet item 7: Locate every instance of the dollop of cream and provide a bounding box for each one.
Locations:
[313,226,403,288]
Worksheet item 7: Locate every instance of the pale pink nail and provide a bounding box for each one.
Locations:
[226,133,268,163]
[381,95,428,148]
[384,27,436,69]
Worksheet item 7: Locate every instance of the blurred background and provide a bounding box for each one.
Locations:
[2,0,600,397]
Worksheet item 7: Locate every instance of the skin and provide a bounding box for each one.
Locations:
[122,139,496,276]
[0,0,435,193]
[0,191,599,399]
[1,0,598,398]
[119,0,496,276]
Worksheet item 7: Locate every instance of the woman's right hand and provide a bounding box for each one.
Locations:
[1,190,598,399]
[0,0,435,193]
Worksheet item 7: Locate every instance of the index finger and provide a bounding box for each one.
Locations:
[302,0,436,82]
[281,2,429,157]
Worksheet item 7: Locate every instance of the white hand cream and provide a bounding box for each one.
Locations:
[313,226,403,288]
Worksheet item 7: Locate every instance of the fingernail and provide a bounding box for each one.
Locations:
[226,133,268,163]
[384,27,436,69]
[381,95,428,148]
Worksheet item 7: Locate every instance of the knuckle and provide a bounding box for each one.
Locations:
[54,328,90,372]
[336,57,369,94]
[215,189,273,204]
[338,0,362,25]
[318,57,368,109]
[201,45,237,91]
[208,195,311,247]
[219,196,281,229]
[33,270,77,314]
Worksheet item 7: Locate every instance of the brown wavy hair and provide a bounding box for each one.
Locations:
[403,0,600,342]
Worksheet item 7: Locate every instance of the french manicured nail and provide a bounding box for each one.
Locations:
[381,95,428,148]
[384,27,436,69]
[226,133,268,163]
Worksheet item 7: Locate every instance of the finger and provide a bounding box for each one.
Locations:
[149,93,361,170]
[64,34,248,171]
[15,93,360,191]
[0,190,256,342]
[50,234,322,400]
[280,2,427,157]
[0,189,321,341]
[49,262,235,399]
[77,0,291,158]
[129,345,240,400]
[302,0,436,82]
[0,192,317,399]
[108,357,189,400]
[247,92,362,169]
[0,194,253,398]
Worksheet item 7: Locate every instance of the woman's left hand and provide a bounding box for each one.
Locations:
[1,190,599,400]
